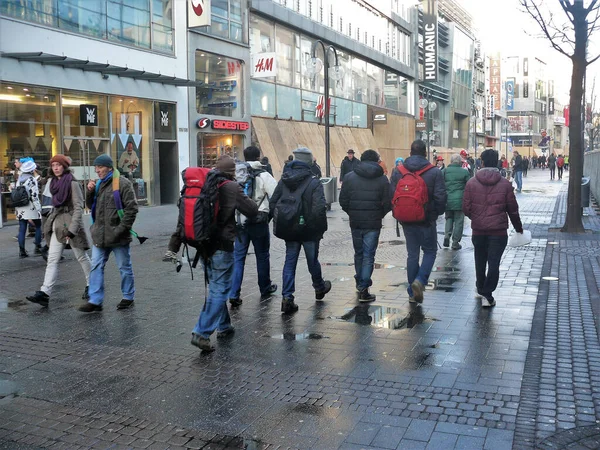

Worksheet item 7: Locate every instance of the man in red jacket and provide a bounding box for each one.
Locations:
[462,149,524,307]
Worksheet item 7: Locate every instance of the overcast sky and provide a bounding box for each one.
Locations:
[458,0,600,106]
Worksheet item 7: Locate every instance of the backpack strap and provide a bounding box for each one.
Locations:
[414,164,434,176]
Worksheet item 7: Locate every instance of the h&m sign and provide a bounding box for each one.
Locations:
[422,14,438,82]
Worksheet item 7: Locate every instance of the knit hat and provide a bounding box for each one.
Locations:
[395,157,404,166]
[19,157,34,164]
[20,159,37,174]
[50,154,72,169]
[93,154,114,168]
[216,155,236,175]
[293,147,313,164]
[460,149,468,157]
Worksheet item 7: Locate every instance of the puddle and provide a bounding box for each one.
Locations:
[547,242,559,245]
[427,277,460,292]
[266,332,328,340]
[322,262,354,267]
[542,276,559,281]
[432,266,461,272]
[0,298,28,311]
[331,305,439,330]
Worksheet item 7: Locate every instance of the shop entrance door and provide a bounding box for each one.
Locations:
[158,142,179,204]
[64,137,108,185]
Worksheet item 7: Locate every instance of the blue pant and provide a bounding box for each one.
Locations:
[351,228,381,290]
[88,244,135,305]
[18,219,41,249]
[402,223,438,297]
[228,223,272,299]
[514,170,523,191]
[282,240,326,298]
[193,250,234,338]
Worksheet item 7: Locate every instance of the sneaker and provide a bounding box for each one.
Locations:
[163,250,178,263]
[26,291,49,308]
[78,302,103,313]
[281,296,298,314]
[451,243,462,250]
[408,296,417,304]
[229,298,243,307]
[315,280,332,300]
[483,296,496,307]
[358,288,376,302]
[19,248,28,258]
[475,289,484,299]
[443,238,450,248]
[216,327,235,339]
[411,280,425,303]
[260,284,278,300]
[116,299,134,310]
[191,333,215,352]
[82,286,89,301]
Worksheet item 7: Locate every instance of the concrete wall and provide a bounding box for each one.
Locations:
[584,150,600,201]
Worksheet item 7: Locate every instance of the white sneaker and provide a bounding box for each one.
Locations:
[162,250,178,263]
[475,289,484,299]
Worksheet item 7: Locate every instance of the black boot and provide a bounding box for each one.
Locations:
[19,247,28,258]
[26,291,49,307]
[358,288,376,303]
[34,245,43,257]
[281,296,298,314]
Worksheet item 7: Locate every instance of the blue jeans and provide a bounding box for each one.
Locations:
[18,219,41,249]
[402,223,438,297]
[514,170,523,191]
[88,244,135,305]
[351,228,381,290]
[282,240,326,298]
[193,250,234,338]
[228,223,272,299]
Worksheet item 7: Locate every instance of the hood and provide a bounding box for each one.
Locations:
[281,161,313,190]
[354,161,384,179]
[403,155,431,172]
[475,167,502,186]
[247,160,265,170]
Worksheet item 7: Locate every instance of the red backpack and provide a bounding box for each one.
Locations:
[392,164,434,223]
[557,157,564,168]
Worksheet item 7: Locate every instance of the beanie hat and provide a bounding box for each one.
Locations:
[50,154,72,169]
[395,157,404,166]
[216,155,236,175]
[460,149,468,157]
[293,147,313,164]
[19,157,34,164]
[20,159,37,174]
[93,154,114,168]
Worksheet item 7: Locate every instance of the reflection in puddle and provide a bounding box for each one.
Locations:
[266,332,328,340]
[432,266,461,272]
[427,277,460,292]
[0,298,27,312]
[322,262,354,266]
[373,263,396,269]
[332,304,439,330]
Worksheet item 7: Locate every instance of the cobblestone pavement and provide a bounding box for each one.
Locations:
[0,169,596,449]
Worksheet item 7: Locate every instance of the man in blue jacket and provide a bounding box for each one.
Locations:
[390,140,447,304]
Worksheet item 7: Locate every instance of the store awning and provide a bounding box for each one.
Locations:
[0,52,202,87]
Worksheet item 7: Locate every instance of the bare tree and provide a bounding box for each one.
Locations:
[520,0,600,232]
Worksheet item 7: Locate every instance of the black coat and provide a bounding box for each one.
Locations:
[340,156,361,182]
[513,154,523,171]
[269,161,327,241]
[389,155,447,225]
[339,161,391,229]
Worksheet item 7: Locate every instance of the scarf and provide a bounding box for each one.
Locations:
[91,169,147,244]
[50,173,74,207]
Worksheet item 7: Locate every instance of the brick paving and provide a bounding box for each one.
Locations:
[0,169,597,449]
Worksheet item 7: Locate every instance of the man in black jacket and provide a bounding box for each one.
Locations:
[340,149,390,302]
[390,140,447,304]
[270,147,331,314]
[512,150,523,192]
[339,149,360,183]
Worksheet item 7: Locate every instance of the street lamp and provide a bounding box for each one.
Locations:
[419,91,437,161]
[305,40,344,177]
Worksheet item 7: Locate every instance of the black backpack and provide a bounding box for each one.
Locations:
[10,185,30,207]
[272,176,314,241]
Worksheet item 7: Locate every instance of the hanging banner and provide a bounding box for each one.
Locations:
[548,97,555,115]
[564,106,570,127]
[490,54,501,110]
[188,0,211,28]
[523,57,529,76]
[486,95,495,119]
[506,79,515,111]
[422,13,438,82]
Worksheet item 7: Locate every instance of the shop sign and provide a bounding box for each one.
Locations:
[155,102,177,140]
[523,77,529,98]
[489,54,501,110]
[80,104,98,126]
[486,95,495,119]
[564,106,569,127]
[415,120,427,130]
[251,52,277,78]
[373,114,387,122]
[554,116,566,125]
[196,118,249,131]
[188,0,211,28]
[505,79,514,111]
[523,57,529,76]
[549,97,555,115]
[422,13,438,82]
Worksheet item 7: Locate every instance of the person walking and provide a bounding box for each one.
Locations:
[79,154,139,312]
[390,157,404,179]
[191,156,258,352]
[14,158,43,258]
[311,156,322,178]
[462,149,524,307]
[339,149,391,302]
[548,152,557,180]
[26,155,92,307]
[270,147,331,314]
[339,149,360,183]
[390,140,447,304]
[260,156,274,177]
[442,154,470,250]
[228,146,278,307]
[523,156,529,177]
[556,154,565,180]
[564,155,569,171]
[512,150,523,193]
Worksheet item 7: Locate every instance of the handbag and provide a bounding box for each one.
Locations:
[508,229,532,247]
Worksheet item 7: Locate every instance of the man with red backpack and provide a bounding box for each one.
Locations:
[390,140,447,304]
[556,154,565,180]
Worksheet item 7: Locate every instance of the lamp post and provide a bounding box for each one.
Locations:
[419,90,437,161]
[305,40,344,177]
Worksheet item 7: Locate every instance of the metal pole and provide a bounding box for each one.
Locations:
[529,115,532,159]
[324,53,330,177]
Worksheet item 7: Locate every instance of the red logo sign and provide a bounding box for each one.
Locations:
[315,95,331,119]
[197,118,249,131]
[197,118,211,129]
[191,0,205,16]
[254,57,274,74]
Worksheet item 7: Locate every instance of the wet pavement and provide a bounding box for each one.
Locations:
[0,169,599,449]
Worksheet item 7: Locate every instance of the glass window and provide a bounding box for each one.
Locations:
[276,85,301,120]
[197,133,244,168]
[206,0,246,43]
[58,0,106,38]
[335,97,353,126]
[196,51,243,118]
[250,80,276,117]
[301,36,324,93]
[230,0,242,22]
[208,15,229,39]
[107,0,151,49]
[212,0,228,18]
[351,58,367,102]
[1,0,57,27]
[250,15,274,54]
[152,0,173,52]
[276,27,300,87]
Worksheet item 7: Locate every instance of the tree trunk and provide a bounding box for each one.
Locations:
[562,9,587,233]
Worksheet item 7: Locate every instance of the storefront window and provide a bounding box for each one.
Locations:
[196,51,243,118]
[250,80,275,117]
[276,27,300,88]
[197,133,244,168]
[276,85,301,121]
[301,36,324,93]
[152,0,173,52]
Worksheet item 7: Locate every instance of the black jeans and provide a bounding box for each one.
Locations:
[472,235,508,300]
